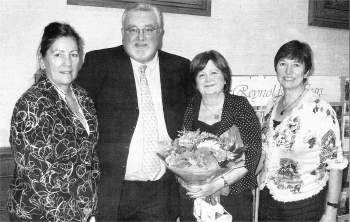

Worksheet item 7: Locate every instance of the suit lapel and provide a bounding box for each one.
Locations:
[73,85,96,138]
[158,50,171,105]
[113,46,138,106]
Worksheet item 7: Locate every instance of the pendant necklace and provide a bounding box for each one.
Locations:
[202,101,220,120]
[280,88,305,115]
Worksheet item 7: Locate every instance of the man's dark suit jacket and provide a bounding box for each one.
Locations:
[75,45,193,220]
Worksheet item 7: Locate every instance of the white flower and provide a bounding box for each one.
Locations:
[197,140,220,151]
[303,130,315,143]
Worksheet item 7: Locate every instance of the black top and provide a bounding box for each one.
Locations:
[273,120,282,129]
[193,120,221,135]
[182,93,262,193]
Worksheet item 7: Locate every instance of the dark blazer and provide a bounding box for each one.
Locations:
[8,75,99,221]
[75,45,193,220]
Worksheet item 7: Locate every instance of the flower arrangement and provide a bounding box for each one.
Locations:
[157,128,246,222]
[157,129,245,185]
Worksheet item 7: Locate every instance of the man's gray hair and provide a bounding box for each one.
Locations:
[122,3,163,30]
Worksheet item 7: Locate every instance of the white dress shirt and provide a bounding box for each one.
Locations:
[125,52,171,181]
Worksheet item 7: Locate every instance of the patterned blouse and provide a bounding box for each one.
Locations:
[259,90,348,202]
[8,75,100,221]
[182,93,262,193]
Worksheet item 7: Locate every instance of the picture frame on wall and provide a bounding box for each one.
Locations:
[341,77,349,152]
[308,0,349,29]
[337,151,349,220]
[342,115,349,152]
[343,77,349,115]
[67,0,211,17]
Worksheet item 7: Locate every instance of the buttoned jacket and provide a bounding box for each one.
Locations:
[75,45,193,220]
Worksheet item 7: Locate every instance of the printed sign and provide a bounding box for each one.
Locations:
[230,76,341,106]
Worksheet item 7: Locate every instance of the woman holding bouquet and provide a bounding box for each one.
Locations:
[179,50,262,221]
[258,40,348,222]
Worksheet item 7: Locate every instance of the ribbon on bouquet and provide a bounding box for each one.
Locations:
[193,197,232,222]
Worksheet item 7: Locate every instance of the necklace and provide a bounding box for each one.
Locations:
[280,88,305,115]
[201,101,220,120]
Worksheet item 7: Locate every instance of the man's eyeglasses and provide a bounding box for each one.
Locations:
[125,27,159,36]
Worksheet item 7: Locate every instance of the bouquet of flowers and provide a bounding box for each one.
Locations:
[157,126,246,222]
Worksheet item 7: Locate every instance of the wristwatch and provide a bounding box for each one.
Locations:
[327,202,338,208]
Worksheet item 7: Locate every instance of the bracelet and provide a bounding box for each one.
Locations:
[326,202,338,208]
[221,175,229,188]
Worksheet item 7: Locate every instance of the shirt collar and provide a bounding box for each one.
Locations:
[130,51,158,73]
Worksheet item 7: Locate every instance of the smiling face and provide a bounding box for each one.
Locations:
[122,11,161,64]
[276,58,308,91]
[195,60,226,97]
[41,37,79,89]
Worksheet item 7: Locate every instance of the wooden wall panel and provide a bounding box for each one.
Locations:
[0,147,14,221]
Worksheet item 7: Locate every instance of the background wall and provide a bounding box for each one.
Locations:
[0,0,349,147]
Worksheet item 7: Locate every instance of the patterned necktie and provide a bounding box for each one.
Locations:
[139,65,160,180]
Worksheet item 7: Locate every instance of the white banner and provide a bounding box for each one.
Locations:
[230,76,341,106]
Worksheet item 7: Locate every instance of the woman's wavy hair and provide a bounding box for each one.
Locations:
[190,50,232,94]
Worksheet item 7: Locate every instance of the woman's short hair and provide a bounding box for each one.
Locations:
[274,40,313,74]
[190,50,232,94]
[37,22,82,63]
[122,3,163,30]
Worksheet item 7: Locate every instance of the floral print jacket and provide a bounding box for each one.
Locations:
[259,90,347,202]
[8,75,100,221]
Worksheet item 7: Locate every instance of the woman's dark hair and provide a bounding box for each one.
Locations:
[190,50,232,94]
[274,40,313,74]
[37,22,82,65]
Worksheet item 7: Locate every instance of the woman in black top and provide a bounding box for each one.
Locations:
[179,50,262,221]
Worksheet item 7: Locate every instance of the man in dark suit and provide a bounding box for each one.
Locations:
[75,3,193,221]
